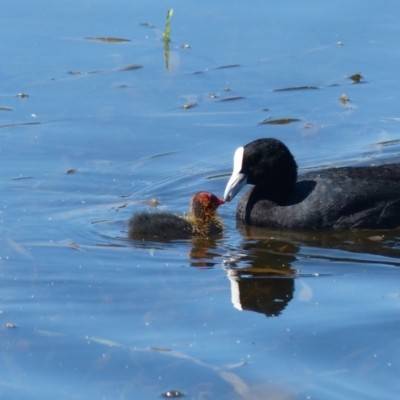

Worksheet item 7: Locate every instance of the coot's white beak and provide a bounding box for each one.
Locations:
[224,171,247,202]
[224,145,247,202]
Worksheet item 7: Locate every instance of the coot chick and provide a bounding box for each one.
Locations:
[128,191,225,239]
[224,138,400,230]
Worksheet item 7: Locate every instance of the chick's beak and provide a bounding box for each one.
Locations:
[216,197,225,206]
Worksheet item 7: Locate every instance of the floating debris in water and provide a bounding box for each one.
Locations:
[273,86,319,92]
[111,203,129,212]
[68,65,143,76]
[162,390,185,398]
[182,102,196,110]
[340,93,349,105]
[119,65,144,71]
[349,72,362,83]
[259,118,301,125]
[213,64,240,70]
[11,175,33,180]
[144,198,159,207]
[193,66,239,75]
[85,37,131,43]
[219,96,244,102]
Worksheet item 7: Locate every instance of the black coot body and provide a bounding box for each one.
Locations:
[129,191,225,239]
[224,138,400,230]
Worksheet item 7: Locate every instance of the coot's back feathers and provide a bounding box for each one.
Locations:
[225,138,400,230]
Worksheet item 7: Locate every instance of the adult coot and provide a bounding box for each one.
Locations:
[224,138,400,230]
[129,191,225,239]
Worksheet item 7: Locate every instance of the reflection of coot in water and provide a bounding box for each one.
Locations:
[224,138,400,230]
[227,236,297,317]
[228,271,294,317]
[128,191,225,239]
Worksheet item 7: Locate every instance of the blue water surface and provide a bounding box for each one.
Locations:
[1,0,400,399]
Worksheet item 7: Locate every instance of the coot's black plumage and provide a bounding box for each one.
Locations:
[224,138,400,230]
[129,191,225,239]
